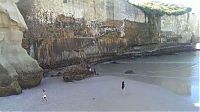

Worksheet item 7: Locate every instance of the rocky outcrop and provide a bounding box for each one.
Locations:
[0,0,43,96]
[63,65,93,82]
[17,71,43,89]
[0,65,22,96]
[0,81,22,97]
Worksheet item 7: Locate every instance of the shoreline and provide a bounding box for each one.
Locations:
[91,43,197,65]
[44,43,197,76]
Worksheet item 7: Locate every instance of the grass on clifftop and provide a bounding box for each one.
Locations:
[130,1,192,16]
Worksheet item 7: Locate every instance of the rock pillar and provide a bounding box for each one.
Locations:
[0,0,43,96]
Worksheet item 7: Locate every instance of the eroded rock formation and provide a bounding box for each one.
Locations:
[63,64,93,82]
[0,0,43,96]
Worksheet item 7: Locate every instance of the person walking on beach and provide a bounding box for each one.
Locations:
[93,68,97,75]
[42,89,47,102]
[121,81,125,95]
[89,67,92,72]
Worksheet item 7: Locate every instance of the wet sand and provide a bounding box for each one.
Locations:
[95,51,199,104]
[0,76,198,111]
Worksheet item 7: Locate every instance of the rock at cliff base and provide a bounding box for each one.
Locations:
[17,71,43,89]
[0,63,22,97]
[111,61,119,64]
[0,81,22,97]
[0,0,43,92]
[125,70,135,74]
[63,65,93,82]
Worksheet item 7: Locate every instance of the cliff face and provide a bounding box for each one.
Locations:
[17,0,161,68]
[128,0,198,43]
[161,13,199,43]
[17,0,146,23]
[23,20,156,69]
[17,0,197,69]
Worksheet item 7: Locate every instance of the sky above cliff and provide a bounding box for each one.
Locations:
[129,0,199,12]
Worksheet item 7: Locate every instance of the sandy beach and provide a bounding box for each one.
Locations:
[0,76,198,111]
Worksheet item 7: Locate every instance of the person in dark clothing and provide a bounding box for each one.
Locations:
[121,81,125,95]
[93,68,97,75]
[122,81,125,90]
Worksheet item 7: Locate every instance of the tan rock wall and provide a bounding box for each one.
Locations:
[25,20,158,69]
[161,13,199,43]
[17,0,159,69]
[17,0,146,23]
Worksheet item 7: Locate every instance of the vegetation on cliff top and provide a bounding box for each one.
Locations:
[130,1,192,16]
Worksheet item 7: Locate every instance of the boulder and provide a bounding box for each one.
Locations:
[63,65,93,82]
[0,65,22,97]
[0,81,22,97]
[125,70,135,74]
[17,71,43,89]
[111,61,119,64]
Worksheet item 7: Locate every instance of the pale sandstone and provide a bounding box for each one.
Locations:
[0,0,43,96]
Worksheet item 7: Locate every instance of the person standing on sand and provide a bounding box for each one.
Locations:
[121,81,125,95]
[42,89,47,102]
[89,67,92,72]
[93,68,97,75]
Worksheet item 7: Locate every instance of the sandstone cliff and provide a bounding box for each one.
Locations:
[17,0,196,69]
[0,0,43,97]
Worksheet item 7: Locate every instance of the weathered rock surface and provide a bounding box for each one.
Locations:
[0,0,43,96]
[17,71,43,89]
[0,81,22,97]
[0,65,22,96]
[63,65,93,82]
